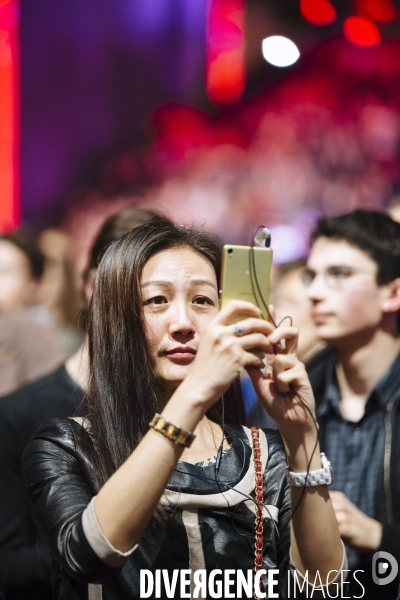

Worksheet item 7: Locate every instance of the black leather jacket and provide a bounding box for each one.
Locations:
[23,419,292,600]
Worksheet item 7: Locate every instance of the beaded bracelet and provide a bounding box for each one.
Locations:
[149,413,196,448]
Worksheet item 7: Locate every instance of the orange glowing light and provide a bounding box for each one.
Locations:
[343,16,381,47]
[300,0,337,26]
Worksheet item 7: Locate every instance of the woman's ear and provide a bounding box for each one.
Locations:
[381,278,400,314]
[83,268,96,304]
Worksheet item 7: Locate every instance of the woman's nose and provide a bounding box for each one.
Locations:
[168,303,195,337]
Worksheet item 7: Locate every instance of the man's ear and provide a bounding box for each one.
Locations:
[381,278,400,314]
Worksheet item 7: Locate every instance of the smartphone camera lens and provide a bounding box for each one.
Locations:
[228,248,233,254]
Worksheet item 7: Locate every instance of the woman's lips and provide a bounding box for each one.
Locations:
[164,347,197,360]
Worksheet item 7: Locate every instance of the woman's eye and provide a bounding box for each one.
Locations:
[193,296,212,305]
[145,296,167,305]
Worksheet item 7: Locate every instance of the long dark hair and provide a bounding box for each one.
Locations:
[83,220,245,488]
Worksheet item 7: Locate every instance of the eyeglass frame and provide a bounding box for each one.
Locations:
[301,264,378,290]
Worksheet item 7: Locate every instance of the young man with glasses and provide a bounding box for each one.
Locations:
[304,209,400,599]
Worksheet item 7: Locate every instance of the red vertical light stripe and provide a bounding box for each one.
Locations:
[206,0,245,105]
[0,0,19,232]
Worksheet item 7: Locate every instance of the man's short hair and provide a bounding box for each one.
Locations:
[310,210,400,286]
[0,231,45,280]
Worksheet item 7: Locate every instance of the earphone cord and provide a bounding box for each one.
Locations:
[248,225,321,522]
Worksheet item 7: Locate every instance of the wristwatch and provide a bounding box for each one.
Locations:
[285,452,333,487]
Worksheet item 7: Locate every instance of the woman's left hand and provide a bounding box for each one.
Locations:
[246,320,316,436]
[248,318,344,583]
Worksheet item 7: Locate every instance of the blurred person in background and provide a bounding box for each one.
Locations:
[304,210,400,600]
[0,231,66,396]
[0,208,167,600]
[0,230,46,311]
[273,260,324,363]
[387,195,400,224]
[0,229,83,357]
[37,228,84,356]
[244,259,323,428]
[0,309,65,397]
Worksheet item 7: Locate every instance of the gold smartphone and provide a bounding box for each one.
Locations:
[220,245,273,321]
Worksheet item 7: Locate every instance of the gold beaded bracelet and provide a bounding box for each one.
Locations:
[149,413,196,448]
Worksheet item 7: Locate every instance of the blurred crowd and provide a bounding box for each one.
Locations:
[59,40,400,255]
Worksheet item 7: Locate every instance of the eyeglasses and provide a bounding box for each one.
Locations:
[301,265,377,290]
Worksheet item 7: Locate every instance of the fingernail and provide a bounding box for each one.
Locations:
[261,356,268,376]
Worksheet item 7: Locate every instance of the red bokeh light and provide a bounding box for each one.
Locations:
[300,0,337,26]
[206,0,245,105]
[343,16,381,47]
[355,0,397,24]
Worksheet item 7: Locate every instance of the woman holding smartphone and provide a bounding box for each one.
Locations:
[23,221,344,599]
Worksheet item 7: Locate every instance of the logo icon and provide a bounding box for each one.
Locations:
[372,551,398,586]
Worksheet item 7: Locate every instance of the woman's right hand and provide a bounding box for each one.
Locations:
[182,300,273,411]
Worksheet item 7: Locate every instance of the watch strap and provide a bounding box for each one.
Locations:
[286,452,333,487]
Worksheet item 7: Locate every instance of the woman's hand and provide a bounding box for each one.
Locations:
[246,320,317,437]
[182,300,274,412]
